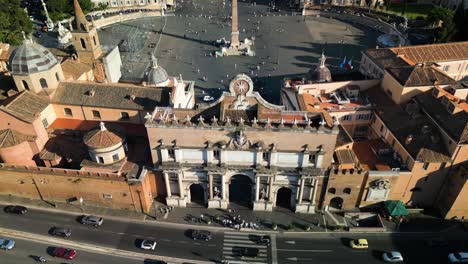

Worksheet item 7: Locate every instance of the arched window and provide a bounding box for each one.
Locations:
[93,36,97,46]
[328,188,336,194]
[22,80,29,90]
[80,38,87,49]
[343,188,351,194]
[80,23,86,31]
[55,72,60,82]
[39,78,48,89]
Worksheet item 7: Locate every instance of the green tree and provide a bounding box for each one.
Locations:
[0,0,32,45]
[454,3,468,41]
[46,0,94,22]
[427,7,457,43]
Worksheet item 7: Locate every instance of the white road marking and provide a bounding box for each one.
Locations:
[271,234,278,264]
[284,240,296,244]
[277,249,333,252]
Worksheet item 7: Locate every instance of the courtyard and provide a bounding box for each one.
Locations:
[97,0,380,104]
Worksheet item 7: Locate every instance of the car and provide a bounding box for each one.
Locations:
[234,247,259,258]
[203,96,214,102]
[349,238,368,249]
[255,235,271,246]
[140,240,157,250]
[80,215,103,227]
[51,247,76,259]
[191,230,212,241]
[4,205,27,214]
[382,251,403,262]
[0,238,15,250]
[449,252,468,263]
[50,227,71,237]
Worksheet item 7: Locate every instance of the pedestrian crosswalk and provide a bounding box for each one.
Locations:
[222,231,270,264]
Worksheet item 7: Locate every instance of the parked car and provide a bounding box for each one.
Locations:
[50,227,72,237]
[0,238,15,250]
[349,238,368,249]
[449,252,468,263]
[140,240,157,250]
[382,251,403,262]
[203,95,214,102]
[191,230,212,241]
[51,247,76,259]
[4,205,27,215]
[80,215,103,227]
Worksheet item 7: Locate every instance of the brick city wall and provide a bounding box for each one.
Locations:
[0,164,152,212]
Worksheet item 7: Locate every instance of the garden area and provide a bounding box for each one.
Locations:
[382,3,434,19]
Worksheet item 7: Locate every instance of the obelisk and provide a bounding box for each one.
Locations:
[231,0,240,48]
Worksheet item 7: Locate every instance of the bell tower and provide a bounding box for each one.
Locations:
[71,0,102,64]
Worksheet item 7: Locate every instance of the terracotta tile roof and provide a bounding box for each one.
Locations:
[0,91,50,123]
[363,87,452,162]
[83,127,123,149]
[415,90,468,144]
[336,125,353,148]
[0,129,35,148]
[386,65,456,87]
[61,59,92,80]
[391,41,468,63]
[53,81,170,110]
[335,149,357,165]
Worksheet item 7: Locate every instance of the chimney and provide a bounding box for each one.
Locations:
[405,134,413,145]
[88,90,95,97]
[128,94,136,101]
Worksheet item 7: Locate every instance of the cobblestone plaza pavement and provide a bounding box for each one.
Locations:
[97,0,379,104]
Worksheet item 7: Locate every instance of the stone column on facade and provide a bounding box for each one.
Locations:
[269,151,278,166]
[209,174,214,199]
[312,178,319,205]
[268,175,274,202]
[255,151,262,167]
[164,172,171,197]
[160,147,169,162]
[298,177,305,203]
[206,149,213,164]
[221,174,226,200]
[177,173,184,198]
[220,150,227,165]
[255,175,260,201]
[316,151,324,168]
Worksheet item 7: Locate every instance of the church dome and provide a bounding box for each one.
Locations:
[83,122,123,149]
[9,39,59,76]
[147,54,169,86]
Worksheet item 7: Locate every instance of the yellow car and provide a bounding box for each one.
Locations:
[349,238,369,249]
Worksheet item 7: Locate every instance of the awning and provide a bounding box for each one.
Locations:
[383,200,408,217]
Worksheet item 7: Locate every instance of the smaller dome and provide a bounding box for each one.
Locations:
[83,122,122,149]
[307,52,332,83]
[9,39,59,75]
[147,54,169,86]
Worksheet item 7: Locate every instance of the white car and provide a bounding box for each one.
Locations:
[203,96,214,102]
[140,240,157,250]
[382,251,403,262]
[449,252,468,263]
[0,238,15,250]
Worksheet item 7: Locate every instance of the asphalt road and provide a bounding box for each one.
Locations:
[0,236,143,264]
[0,206,467,264]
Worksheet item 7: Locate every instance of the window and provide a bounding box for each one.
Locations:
[328,188,336,194]
[213,150,220,160]
[343,188,351,194]
[423,162,429,170]
[98,156,104,163]
[112,153,119,162]
[103,194,112,199]
[386,89,392,96]
[39,78,48,89]
[121,112,130,119]
[380,124,385,132]
[64,108,73,116]
[262,152,269,161]
[168,148,175,159]
[342,114,352,121]
[55,72,60,82]
[357,113,371,120]
[92,110,101,119]
[309,154,316,163]
[93,36,97,46]
[22,80,29,90]
[440,162,446,169]
[80,38,86,49]
[42,118,49,128]
[443,65,450,72]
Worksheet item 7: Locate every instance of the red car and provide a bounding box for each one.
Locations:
[51,247,76,259]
